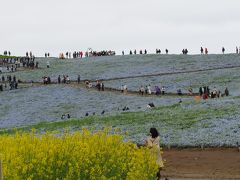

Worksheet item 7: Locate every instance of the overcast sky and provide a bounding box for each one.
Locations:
[1,0,239,56]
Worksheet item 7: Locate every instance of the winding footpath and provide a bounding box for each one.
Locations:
[16,81,198,98]
[92,64,240,82]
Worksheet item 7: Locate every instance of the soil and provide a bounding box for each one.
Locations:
[161,148,240,180]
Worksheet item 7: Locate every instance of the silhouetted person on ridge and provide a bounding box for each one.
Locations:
[201,47,204,54]
[205,48,208,55]
[222,47,225,54]
[156,49,161,54]
[182,49,185,54]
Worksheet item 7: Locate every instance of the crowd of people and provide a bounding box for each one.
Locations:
[123,49,148,55]
[43,75,73,84]
[96,81,105,91]
[0,57,22,74]
[0,56,39,73]
[182,49,189,55]
[199,86,229,99]
[0,57,19,65]
[125,49,171,55]
[3,46,240,62]
[200,47,208,54]
[43,76,51,84]
[86,50,116,57]
[58,50,115,59]
[84,80,105,91]
[139,85,166,95]
[59,52,84,59]
[120,47,240,56]
[45,53,50,58]
[22,57,39,69]
[156,49,161,54]
[57,75,71,84]
[73,51,84,58]
[2,51,11,56]
[61,113,71,120]
[0,64,18,73]
[0,75,19,91]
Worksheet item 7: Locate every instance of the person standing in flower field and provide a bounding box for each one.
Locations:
[145,128,164,179]
[46,61,50,68]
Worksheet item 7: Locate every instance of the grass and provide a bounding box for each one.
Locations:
[0,101,237,135]
[1,54,240,146]
[0,55,18,59]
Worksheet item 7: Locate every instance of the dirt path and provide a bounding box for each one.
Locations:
[161,148,240,179]
[95,64,240,82]
[18,81,197,98]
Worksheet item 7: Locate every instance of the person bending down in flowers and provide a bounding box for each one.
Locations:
[145,128,164,179]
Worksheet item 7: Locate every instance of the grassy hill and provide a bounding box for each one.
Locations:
[1,54,240,147]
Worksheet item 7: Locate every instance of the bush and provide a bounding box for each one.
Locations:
[0,129,160,179]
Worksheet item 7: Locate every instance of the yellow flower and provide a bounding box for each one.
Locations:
[0,129,162,179]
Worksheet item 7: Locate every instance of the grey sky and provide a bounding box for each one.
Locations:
[1,0,239,56]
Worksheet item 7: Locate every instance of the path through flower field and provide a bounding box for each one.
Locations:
[162,148,240,179]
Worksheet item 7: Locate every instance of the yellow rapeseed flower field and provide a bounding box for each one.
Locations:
[0,129,162,179]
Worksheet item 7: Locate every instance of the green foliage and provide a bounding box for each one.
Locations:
[0,55,17,59]
[0,101,237,135]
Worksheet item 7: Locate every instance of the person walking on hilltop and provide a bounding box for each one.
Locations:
[200,47,204,54]
[236,47,239,54]
[205,48,208,55]
[165,49,169,54]
[222,47,225,54]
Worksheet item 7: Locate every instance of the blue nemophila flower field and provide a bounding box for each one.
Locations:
[1,54,240,146]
